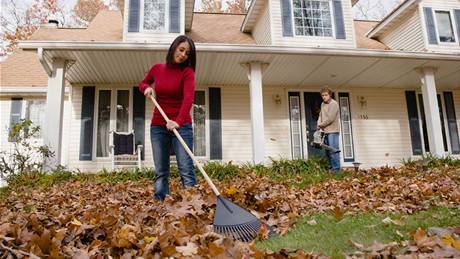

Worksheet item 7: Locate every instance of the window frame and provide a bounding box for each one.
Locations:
[338,93,355,162]
[192,89,210,159]
[433,9,458,44]
[8,98,47,142]
[139,0,169,33]
[290,0,336,38]
[92,88,133,160]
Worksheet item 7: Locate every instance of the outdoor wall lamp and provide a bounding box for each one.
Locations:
[273,94,282,104]
[357,96,367,108]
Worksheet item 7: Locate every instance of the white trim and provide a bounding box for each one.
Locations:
[19,41,460,61]
[0,87,70,94]
[241,0,259,32]
[139,0,169,33]
[433,9,458,45]
[291,0,335,38]
[93,87,133,160]
[38,48,52,76]
[366,0,420,38]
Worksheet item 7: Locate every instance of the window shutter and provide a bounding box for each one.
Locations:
[280,0,293,37]
[169,0,180,33]
[333,0,346,39]
[405,91,423,155]
[128,0,140,32]
[8,98,23,142]
[443,92,460,154]
[79,87,95,161]
[454,9,460,46]
[423,7,438,45]
[209,88,222,160]
[133,87,146,160]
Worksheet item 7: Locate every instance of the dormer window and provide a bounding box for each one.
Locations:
[141,0,168,32]
[434,11,455,43]
[292,0,333,37]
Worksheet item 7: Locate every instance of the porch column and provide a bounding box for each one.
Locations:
[44,58,67,168]
[417,67,444,157]
[247,62,265,164]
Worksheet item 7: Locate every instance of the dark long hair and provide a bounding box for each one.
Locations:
[166,35,196,71]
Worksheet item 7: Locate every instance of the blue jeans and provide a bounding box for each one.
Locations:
[150,124,197,200]
[324,132,340,173]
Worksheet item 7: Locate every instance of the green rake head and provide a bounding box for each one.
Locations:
[213,196,261,242]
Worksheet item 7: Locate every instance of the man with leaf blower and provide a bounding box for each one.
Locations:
[317,87,341,173]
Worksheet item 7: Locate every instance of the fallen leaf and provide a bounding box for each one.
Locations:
[176,242,198,256]
[306,219,317,225]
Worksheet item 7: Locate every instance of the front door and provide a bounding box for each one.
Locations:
[304,92,327,158]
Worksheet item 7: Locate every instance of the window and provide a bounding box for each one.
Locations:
[338,93,354,161]
[8,98,46,141]
[142,0,167,31]
[25,100,46,139]
[95,89,132,158]
[193,91,206,157]
[289,93,303,159]
[435,11,456,43]
[292,0,333,37]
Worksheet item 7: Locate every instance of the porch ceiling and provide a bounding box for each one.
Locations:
[22,42,460,89]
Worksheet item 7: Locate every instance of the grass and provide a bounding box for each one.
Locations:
[257,207,460,258]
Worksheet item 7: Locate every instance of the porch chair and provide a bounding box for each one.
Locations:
[109,131,143,170]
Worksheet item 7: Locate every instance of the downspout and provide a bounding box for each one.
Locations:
[38,47,53,76]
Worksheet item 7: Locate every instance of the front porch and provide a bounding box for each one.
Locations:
[19,42,460,170]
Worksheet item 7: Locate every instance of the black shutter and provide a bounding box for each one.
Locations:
[454,9,460,46]
[443,92,460,154]
[8,98,23,142]
[423,7,438,45]
[280,0,293,37]
[128,0,140,32]
[405,91,423,155]
[133,87,145,160]
[333,0,346,39]
[79,87,95,161]
[209,88,222,160]
[169,0,180,33]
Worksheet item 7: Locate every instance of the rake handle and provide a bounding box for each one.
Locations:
[149,95,221,196]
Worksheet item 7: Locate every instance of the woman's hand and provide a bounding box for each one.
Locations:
[166,120,179,131]
[144,86,155,98]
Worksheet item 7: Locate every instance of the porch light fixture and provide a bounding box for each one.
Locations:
[273,93,282,104]
[352,162,361,172]
[357,96,367,108]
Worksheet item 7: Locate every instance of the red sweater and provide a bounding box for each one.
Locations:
[139,63,195,127]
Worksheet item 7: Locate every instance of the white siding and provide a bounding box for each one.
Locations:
[420,0,460,53]
[263,87,290,159]
[253,2,272,45]
[221,87,252,162]
[379,8,425,52]
[0,96,71,167]
[0,98,12,153]
[270,0,356,48]
[221,86,290,163]
[346,88,413,168]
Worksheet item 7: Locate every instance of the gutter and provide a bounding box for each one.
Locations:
[38,47,53,76]
[240,0,258,32]
[19,41,460,61]
[0,87,70,94]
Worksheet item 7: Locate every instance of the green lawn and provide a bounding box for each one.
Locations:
[257,207,460,258]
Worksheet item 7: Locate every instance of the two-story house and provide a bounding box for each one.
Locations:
[1,0,460,171]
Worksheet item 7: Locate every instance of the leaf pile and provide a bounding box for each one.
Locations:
[1,165,459,257]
